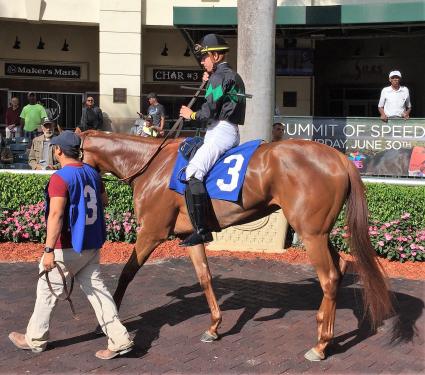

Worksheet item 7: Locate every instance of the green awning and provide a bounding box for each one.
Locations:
[173,2,425,26]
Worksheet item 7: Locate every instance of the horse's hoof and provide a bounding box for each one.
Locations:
[200,331,218,343]
[304,348,325,361]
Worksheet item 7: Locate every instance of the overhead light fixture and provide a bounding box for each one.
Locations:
[184,46,190,57]
[61,39,69,51]
[379,46,384,57]
[161,43,168,56]
[13,36,21,49]
[37,37,45,50]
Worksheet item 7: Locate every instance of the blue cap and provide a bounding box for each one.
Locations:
[50,130,81,151]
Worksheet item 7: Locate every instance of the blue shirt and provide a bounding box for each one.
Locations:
[45,163,106,253]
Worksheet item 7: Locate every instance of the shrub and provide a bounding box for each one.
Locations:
[105,211,139,243]
[330,213,424,262]
[0,201,139,244]
[0,202,46,243]
[0,173,134,215]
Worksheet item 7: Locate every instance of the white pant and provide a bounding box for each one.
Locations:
[26,248,133,352]
[186,120,240,181]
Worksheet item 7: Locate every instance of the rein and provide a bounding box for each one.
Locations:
[38,261,79,320]
[118,80,207,184]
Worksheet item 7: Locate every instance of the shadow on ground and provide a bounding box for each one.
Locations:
[49,274,423,359]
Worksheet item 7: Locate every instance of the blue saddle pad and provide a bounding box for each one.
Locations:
[169,139,262,202]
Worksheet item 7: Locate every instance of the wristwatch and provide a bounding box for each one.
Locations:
[44,247,54,253]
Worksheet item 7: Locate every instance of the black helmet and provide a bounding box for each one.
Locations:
[194,34,229,57]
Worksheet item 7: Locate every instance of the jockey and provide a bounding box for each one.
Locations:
[179,33,246,247]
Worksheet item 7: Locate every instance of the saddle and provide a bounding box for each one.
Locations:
[179,136,203,161]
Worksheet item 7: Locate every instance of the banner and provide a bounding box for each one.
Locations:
[274,116,425,178]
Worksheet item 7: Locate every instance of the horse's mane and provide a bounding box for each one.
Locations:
[81,130,180,179]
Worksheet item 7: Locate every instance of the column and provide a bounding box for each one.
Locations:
[99,0,142,132]
[237,0,276,142]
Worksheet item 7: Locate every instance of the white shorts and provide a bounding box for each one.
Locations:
[186,120,240,181]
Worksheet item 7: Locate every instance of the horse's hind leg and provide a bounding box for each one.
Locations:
[188,244,222,342]
[303,235,344,361]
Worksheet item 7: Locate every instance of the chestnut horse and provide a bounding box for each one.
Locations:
[80,130,392,361]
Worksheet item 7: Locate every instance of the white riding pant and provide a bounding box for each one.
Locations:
[186,120,240,181]
[25,248,133,352]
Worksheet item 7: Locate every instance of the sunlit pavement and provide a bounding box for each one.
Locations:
[0,258,423,374]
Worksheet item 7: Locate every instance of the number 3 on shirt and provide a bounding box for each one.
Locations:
[84,185,98,225]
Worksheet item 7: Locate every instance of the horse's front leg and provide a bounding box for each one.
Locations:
[188,244,222,342]
[114,231,161,310]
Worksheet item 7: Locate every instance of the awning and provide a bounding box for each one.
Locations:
[173,2,425,26]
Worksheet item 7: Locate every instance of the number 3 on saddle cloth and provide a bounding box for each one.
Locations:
[169,138,262,202]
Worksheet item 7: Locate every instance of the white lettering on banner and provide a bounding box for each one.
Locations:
[315,138,348,149]
[84,185,98,225]
[217,154,245,192]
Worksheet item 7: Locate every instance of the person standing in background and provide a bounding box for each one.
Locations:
[5,97,21,139]
[147,93,166,137]
[271,122,285,142]
[378,70,411,122]
[78,96,103,131]
[28,118,60,170]
[20,92,47,142]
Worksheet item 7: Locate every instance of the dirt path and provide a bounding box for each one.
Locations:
[0,240,423,280]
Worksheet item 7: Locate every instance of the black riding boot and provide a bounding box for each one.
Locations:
[179,178,213,247]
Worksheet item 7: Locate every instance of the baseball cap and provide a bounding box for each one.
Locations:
[41,118,55,127]
[50,130,81,151]
[147,92,157,99]
[389,70,402,78]
[27,91,36,96]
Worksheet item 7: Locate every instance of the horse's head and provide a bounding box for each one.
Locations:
[79,130,105,171]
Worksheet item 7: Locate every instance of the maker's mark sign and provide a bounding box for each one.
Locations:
[5,63,81,79]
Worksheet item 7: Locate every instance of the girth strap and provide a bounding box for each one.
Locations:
[38,261,79,320]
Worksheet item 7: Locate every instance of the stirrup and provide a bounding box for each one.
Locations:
[179,231,213,247]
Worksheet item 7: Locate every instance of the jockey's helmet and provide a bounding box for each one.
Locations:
[194,34,229,57]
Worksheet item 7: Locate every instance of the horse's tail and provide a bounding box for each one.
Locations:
[346,161,393,328]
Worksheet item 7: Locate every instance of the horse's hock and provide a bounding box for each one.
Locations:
[207,210,288,253]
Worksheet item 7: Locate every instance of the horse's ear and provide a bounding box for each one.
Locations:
[75,127,82,135]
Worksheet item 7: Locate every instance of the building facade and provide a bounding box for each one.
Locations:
[1,0,424,132]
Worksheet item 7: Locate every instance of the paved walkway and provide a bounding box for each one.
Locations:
[0,258,423,374]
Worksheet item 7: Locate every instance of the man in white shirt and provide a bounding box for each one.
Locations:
[378,70,411,122]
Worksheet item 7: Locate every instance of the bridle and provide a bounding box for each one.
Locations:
[39,262,79,320]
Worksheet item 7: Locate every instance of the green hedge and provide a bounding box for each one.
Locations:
[0,173,133,216]
[365,184,425,228]
[0,173,424,226]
